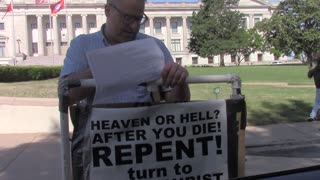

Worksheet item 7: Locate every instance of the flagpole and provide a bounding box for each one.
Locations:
[50,15,54,58]
[49,0,54,65]
[65,0,69,44]
[11,1,16,66]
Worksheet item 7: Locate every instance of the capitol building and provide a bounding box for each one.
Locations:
[0,0,284,66]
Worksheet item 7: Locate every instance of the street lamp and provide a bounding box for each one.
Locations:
[16,38,21,53]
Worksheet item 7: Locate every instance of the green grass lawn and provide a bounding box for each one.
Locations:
[189,65,315,125]
[188,64,312,85]
[0,65,315,125]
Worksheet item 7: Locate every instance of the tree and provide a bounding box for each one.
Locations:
[188,0,243,66]
[256,0,320,63]
[228,29,266,65]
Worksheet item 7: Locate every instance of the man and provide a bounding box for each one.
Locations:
[59,0,190,179]
[60,0,190,104]
[307,52,320,122]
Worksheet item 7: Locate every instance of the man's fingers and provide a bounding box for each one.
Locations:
[161,62,189,88]
[163,63,177,87]
[170,68,182,87]
[161,64,170,86]
[166,67,178,87]
[177,70,188,85]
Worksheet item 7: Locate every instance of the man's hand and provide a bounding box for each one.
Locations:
[308,70,313,79]
[161,62,189,88]
[161,62,190,102]
[58,69,94,104]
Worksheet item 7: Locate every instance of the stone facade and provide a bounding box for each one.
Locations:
[0,0,286,66]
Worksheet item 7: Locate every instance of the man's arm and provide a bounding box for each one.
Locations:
[58,35,96,105]
[161,62,190,102]
[308,65,320,78]
[308,69,314,79]
[59,69,95,105]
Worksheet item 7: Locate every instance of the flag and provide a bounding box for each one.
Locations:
[35,0,47,6]
[50,0,64,14]
[2,2,13,19]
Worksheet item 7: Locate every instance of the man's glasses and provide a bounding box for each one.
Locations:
[110,4,148,25]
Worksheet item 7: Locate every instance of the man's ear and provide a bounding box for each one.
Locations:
[105,4,111,17]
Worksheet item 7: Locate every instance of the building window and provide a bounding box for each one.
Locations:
[258,54,263,61]
[176,57,182,65]
[75,23,81,28]
[139,24,145,33]
[60,42,68,46]
[231,55,236,63]
[46,42,53,46]
[155,22,162,34]
[171,22,178,33]
[88,22,95,28]
[0,23,5,30]
[32,43,38,54]
[208,56,213,64]
[254,17,261,25]
[192,57,198,64]
[31,23,37,29]
[241,18,248,29]
[171,39,181,52]
[187,21,192,32]
[0,42,5,57]
[45,23,51,29]
[60,23,66,29]
[245,55,250,62]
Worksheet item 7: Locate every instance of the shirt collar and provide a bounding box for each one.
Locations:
[99,23,110,46]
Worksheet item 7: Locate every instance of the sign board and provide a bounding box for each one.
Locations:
[88,100,228,180]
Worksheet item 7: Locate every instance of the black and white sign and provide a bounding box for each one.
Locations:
[89,100,228,180]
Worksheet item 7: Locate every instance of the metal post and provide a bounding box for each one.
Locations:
[16,38,21,53]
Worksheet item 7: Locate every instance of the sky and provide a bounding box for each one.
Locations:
[147,0,199,2]
[147,0,282,2]
[146,0,283,5]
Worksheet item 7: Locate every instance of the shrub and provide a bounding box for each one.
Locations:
[0,66,62,82]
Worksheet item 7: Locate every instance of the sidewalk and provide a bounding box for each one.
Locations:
[1,97,320,179]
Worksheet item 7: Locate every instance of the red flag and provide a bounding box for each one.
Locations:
[35,0,47,6]
[2,2,13,19]
[50,0,64,14]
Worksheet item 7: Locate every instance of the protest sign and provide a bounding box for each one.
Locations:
[88,100,228,180]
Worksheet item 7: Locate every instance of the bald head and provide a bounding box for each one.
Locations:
[104,0,147,44]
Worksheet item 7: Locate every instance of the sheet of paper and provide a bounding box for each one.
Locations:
[87,38,165,105]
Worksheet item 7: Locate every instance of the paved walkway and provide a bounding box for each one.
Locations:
[1,97,320,179]
[15,55,65,66]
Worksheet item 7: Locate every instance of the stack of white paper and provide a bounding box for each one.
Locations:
[87,38,165,105]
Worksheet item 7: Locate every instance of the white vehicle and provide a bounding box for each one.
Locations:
[270,61,282,65]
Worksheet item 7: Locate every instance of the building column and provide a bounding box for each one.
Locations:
[52,15,60,55]
[23,15,30,56]
[182,16,188,51]
[67,14,74,44]
[96,13,105,29]
[10,14,16,57]
[166,16,171,50]
[249,14,254,29]
[81,14,88,34]
[37,15,45,56]
[149,17,154,36]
